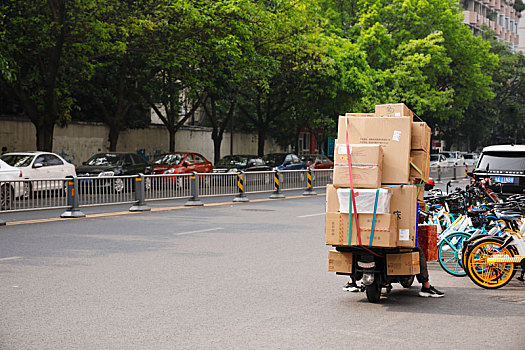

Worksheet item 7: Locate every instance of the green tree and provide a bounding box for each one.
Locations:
[139,1,207,153]
[0,0,119,151]
[197,0,261,163]
[460,31,525,149]
[321,0,497,140]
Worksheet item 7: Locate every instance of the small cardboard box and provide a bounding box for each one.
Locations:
[410,150,430,183]
[333,167,382,189]
[418,224,438,261]
[411,122,431,152]
[325,212,398,247]
[389,185,418,247]
[333,143,383,188]
[375,103,414,118]
[328,251,353,273]
[337,116,411,184]
[333,143,383,166]
[386,252,420,275]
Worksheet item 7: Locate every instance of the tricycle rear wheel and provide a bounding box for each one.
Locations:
[365,282,381,303]
[400,275,415,288]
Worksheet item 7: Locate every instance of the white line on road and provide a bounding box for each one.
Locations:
[0,256,22,262]
[175,228,223,236]
[296,213,325,218]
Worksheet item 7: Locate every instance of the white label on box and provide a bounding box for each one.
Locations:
[338,146,351,155]
[399,229,410,241]
[392,130,402,142]
[394,112,401,117]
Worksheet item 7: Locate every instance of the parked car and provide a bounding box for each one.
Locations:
[213,155,270,173]
[76,152,152,192]
[429,153,447,167]
[470,144,525,194]
[0,159,24,209]
[300,154,334,170]
[262,153,306,171]
[439,151,465,167]
[0,151,76,194]
[461,152,480,166]
[152,152,213,175]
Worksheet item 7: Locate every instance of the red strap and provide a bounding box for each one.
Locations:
[345,119,362,245]
[345,117,382,257]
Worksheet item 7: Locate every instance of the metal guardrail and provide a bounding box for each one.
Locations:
[0,169,333,215]
[429,165,475,182]
[0,178,68,212]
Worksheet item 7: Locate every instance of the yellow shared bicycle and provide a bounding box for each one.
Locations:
[464,213,525,289]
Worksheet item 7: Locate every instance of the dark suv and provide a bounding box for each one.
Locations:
[213,155,270,173]
[470,145,525,194]
[76,152,152,192]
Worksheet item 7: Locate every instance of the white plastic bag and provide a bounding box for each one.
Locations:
[337,188,392,214]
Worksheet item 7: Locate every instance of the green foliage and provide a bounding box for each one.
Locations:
[0,0,512,154]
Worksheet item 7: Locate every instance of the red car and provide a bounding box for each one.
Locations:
[152,152,213,175]
[300,154,334,170]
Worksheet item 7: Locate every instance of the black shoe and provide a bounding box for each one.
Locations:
[419,285,445,298]
[343,282,360,292]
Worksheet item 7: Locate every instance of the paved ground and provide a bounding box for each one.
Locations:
[0,190,524,349]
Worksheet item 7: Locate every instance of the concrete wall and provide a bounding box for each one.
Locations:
[0,119,284,166]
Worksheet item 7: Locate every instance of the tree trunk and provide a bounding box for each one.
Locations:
[36,121,55,151]
[108,124,119,151]
[169,127,176,152]
[212,132,222,165]
[257,127,266,156]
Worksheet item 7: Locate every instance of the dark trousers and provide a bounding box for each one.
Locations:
[416,246,429,284]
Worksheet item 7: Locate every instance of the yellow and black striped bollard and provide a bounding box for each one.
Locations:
[270,170,284,198]
[233,171,249,202]
[303,169,317,196]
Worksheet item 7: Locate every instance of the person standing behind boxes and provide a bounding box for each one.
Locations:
[339,104,444,298]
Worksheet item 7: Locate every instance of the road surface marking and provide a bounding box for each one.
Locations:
[0,256,22,262]
[297,213,325,218]
[176,228,223,235]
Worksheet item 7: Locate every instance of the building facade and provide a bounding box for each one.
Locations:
[518,9,525,52]
[461,0,519,50]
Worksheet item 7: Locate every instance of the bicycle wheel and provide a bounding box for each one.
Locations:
[465,237,517,289]
[437,232,470,277]
[461,234,490,277]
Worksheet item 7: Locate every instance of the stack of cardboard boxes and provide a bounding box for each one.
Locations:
[327,103,431,275]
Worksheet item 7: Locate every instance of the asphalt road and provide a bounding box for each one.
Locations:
[0,190,524,350]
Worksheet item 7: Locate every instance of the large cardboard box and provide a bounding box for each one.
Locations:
[328,184,418,248]
[325,212,398,247]
[337,116,411,184]
[328,251,353,273]
[333,143,383,188]
[375,103,414,118]
[410,150,430,183]
[411,122,431,152]
[326,184,339,213]
[389,185,418,247]
[386,252,420,275]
